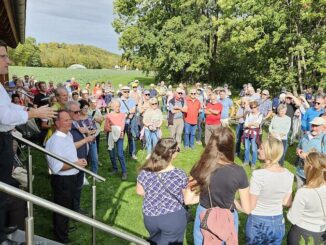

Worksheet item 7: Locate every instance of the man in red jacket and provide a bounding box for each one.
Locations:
[184,88,201,149]
[205,93,223,145]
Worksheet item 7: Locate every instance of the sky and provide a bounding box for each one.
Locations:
[26,0,121,54]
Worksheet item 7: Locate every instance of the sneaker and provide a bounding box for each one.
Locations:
[196,141,202,145]
[243,162,249,166]
[109,170,118,176]
[131,154,138,160]
[251,165,256,170]
[121,173,127,180]
[145,154,151,160]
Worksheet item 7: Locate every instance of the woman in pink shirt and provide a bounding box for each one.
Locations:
[104,99,127,180]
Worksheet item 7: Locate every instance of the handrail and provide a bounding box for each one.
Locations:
[0,182,149,245]
[12,131,106,182]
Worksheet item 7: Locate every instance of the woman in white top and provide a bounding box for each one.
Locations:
[143,98,163,159]
[287,152,326,244]
[269,104,291,165]
[243,100,263,169]
[245,137,293,245]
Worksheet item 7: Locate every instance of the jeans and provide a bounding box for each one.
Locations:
[193,204,239,245]
[124,123,136,156]
[144,128,159,155]
[108,138,127,173]
[235,123,244,155]
[89,141,99,174]
[161,95,167,112]
[184,122,197,148]
[244,135,257,165]
[196,112,205,142]
[246,214,285,245]
[279,139,288,166]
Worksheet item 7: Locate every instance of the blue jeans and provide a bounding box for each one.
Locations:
[124,123,136,156]
[235,123,244,155]
[144,128,159,154]
[89,141,99,174]
[244,135,257,165]
[108,138,127,173]
[193,204,239,245]
[161,96,167,112]
[246,214,285,245]
[184,122,197,148]
[196,112,205,142]
[279,139,288,166]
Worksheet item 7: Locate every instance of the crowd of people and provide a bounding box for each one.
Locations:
[0,38,325,244]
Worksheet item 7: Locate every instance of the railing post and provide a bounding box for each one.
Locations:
[26,146,34,243]
[25,216,34,245]
[92,176,96,245]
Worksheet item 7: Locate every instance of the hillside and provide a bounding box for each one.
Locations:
[8,37,121,69]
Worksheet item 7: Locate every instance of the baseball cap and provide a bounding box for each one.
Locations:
[309,117,326,125]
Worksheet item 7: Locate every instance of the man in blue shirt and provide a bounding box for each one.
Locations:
[301,94,324,133]
[120,86,138,159]
[218,89,233,127]
[296,117,326,188]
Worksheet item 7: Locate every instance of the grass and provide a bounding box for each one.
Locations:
[9,66,154,87]
[10,66,298,244]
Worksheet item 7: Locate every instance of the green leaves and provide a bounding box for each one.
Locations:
[114,0,325,90]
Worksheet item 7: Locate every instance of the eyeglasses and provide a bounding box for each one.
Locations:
[178,92,183,95]
[151,103,158,105]
[71,110,81,114]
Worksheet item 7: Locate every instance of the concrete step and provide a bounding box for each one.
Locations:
[7,229,62,245]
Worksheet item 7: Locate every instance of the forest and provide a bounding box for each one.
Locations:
[113,0,325,92]
[8,37,121,69]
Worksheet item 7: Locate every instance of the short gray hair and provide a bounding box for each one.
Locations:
[54,86,68,97]
[65,101,80,111]
[277,103,287,113]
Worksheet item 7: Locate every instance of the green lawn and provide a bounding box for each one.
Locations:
[9,66,154,87]
[10,66,298,244]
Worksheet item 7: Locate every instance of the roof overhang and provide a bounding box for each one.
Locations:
[0,0,26,48]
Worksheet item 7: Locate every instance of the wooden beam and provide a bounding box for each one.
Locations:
[3,0,19,45]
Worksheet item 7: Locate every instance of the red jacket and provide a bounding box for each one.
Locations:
[184,97,201,124]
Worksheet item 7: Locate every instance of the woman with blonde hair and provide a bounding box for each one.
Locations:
[136,138,188,245]
[245,136,294,245]
[287,152,326,244]
[190,127,251,244]
[143,97,163,159]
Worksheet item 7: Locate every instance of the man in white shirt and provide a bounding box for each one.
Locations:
[46,110,87,243]
[0,40,56,244]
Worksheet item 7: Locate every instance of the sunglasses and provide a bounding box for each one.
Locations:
[151,103,158,105]
[122,91,130,93]
[250,106,257,109]
[190,93,196,95]
[178,92,183,95]
[314,102,321,105]
[144,94,150,96]
[71,110,81,114]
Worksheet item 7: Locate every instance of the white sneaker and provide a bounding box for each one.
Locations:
[146,154,151,160]
[132,154,138,160]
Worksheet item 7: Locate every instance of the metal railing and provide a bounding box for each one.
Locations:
[11,131,109,244]
[0,181,149,244]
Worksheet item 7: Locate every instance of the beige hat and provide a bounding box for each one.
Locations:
[309,117,326,125]
[121,86,130,91]
[262,89,269,96]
